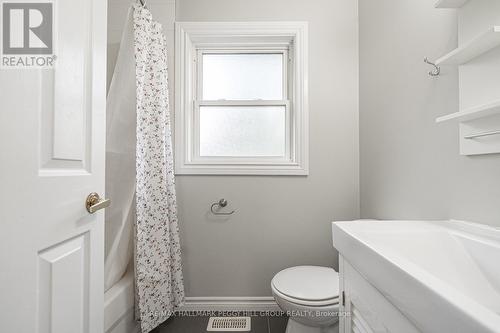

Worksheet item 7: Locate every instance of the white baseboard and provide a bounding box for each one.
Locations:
[180,297,280,312]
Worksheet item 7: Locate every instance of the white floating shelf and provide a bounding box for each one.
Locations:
[436,99,500,123]
[434,0,469,8]
[436,26,500,65]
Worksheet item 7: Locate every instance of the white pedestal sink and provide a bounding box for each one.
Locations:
[332,220,500,333]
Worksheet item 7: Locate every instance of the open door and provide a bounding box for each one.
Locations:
[0,0,107,331]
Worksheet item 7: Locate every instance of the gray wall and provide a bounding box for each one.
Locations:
[359,0,500,226]
[104,0,500,300]
[176,0,359,296]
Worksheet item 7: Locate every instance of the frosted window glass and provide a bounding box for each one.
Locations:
[200,106,286,157]
[202,54,283,100]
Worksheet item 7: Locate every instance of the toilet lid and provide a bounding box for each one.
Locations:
[272,266,339,302]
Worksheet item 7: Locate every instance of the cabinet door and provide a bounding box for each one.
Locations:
[339,256,420,333]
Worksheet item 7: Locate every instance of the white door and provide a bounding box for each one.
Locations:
[0,0,107,331]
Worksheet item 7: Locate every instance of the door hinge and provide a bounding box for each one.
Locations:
[341,291,345,306]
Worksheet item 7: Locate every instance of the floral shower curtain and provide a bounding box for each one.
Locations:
[133,4,185,332]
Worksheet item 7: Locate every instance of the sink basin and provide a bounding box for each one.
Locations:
[332,220,500,333]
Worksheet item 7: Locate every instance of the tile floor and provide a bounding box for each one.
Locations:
[151,312,288,333]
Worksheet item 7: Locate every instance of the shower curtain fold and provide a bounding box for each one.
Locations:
[133,4,185,333]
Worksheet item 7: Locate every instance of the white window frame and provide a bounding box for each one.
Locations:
[175,22,308,175]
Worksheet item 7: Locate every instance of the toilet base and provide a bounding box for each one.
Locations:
[285,318,339,333]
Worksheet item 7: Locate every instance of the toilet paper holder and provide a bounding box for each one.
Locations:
[210,198,236,215]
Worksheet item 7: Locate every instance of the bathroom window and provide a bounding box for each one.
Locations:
[175,22,308,175]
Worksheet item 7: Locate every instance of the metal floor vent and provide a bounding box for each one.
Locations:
[207,317,251,331]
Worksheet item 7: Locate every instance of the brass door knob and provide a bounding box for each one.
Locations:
[85,192,111,213]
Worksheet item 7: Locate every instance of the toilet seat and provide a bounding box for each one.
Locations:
[272,283,339,307]
[272,266,341,331]
[271,266,340,307]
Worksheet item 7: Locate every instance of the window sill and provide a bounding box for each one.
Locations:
[175,163,309,176]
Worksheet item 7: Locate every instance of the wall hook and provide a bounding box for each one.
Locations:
[210,198,236,215]
[424,58,440,77]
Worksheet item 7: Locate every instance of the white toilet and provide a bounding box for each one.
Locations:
[271,266,340,333]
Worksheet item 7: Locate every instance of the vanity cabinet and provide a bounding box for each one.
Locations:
[338,255,420,333]
[334,220,500,332]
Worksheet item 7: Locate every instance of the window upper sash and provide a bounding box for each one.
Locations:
[196,49,290,102]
